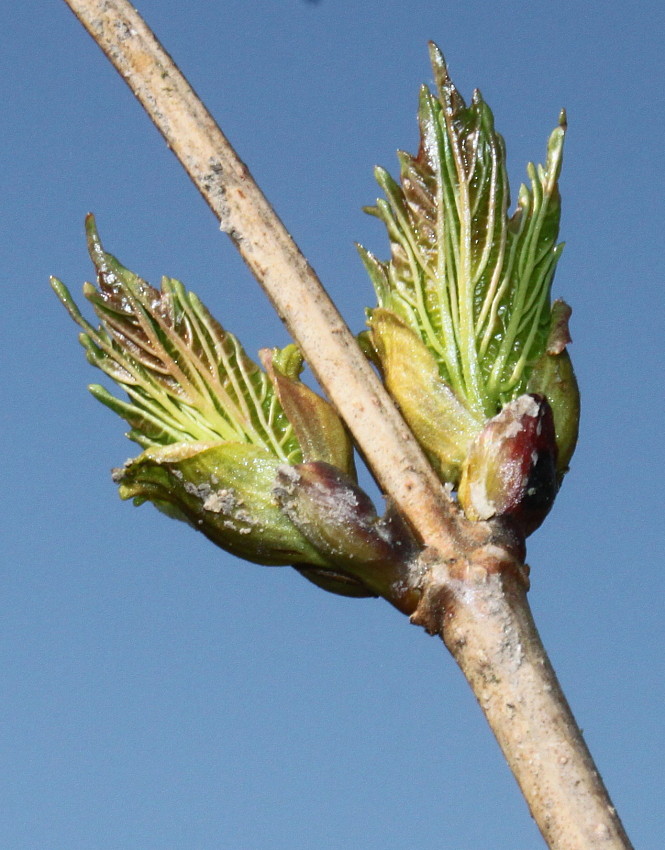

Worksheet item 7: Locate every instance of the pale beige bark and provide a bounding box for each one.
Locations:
[412,563,633,850]
[61,2,634,847]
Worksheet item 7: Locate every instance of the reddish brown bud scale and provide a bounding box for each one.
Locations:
[458,394,558,536]
[273,461,419,608]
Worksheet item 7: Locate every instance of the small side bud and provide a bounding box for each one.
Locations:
[458,394,558,536]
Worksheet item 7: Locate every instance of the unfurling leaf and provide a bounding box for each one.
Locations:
[360,43,579,535]
[52,216,415,602]
[52,215,302,457]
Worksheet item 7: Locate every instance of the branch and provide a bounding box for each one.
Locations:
[412,566,633,849]
[60,2,634,847]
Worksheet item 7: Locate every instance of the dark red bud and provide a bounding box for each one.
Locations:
[458,394,558,536]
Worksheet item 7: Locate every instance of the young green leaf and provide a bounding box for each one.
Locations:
[360,43,579,526]
[52,217,416,599]
[52,214,301,460]
[361,42,568,419]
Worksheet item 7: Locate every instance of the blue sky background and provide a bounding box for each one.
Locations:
[2,1,663,848]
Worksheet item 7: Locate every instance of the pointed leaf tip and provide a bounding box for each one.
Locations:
[85,213,106,269]
[427,41,448,87]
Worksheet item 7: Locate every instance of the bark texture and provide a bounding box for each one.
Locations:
[413,562,633,850]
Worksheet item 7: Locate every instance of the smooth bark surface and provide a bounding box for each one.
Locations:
[61,2,634,847]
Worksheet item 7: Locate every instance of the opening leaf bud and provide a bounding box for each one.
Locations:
[52,217,417,601]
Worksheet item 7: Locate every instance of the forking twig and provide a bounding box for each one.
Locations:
[60,1,634,847]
